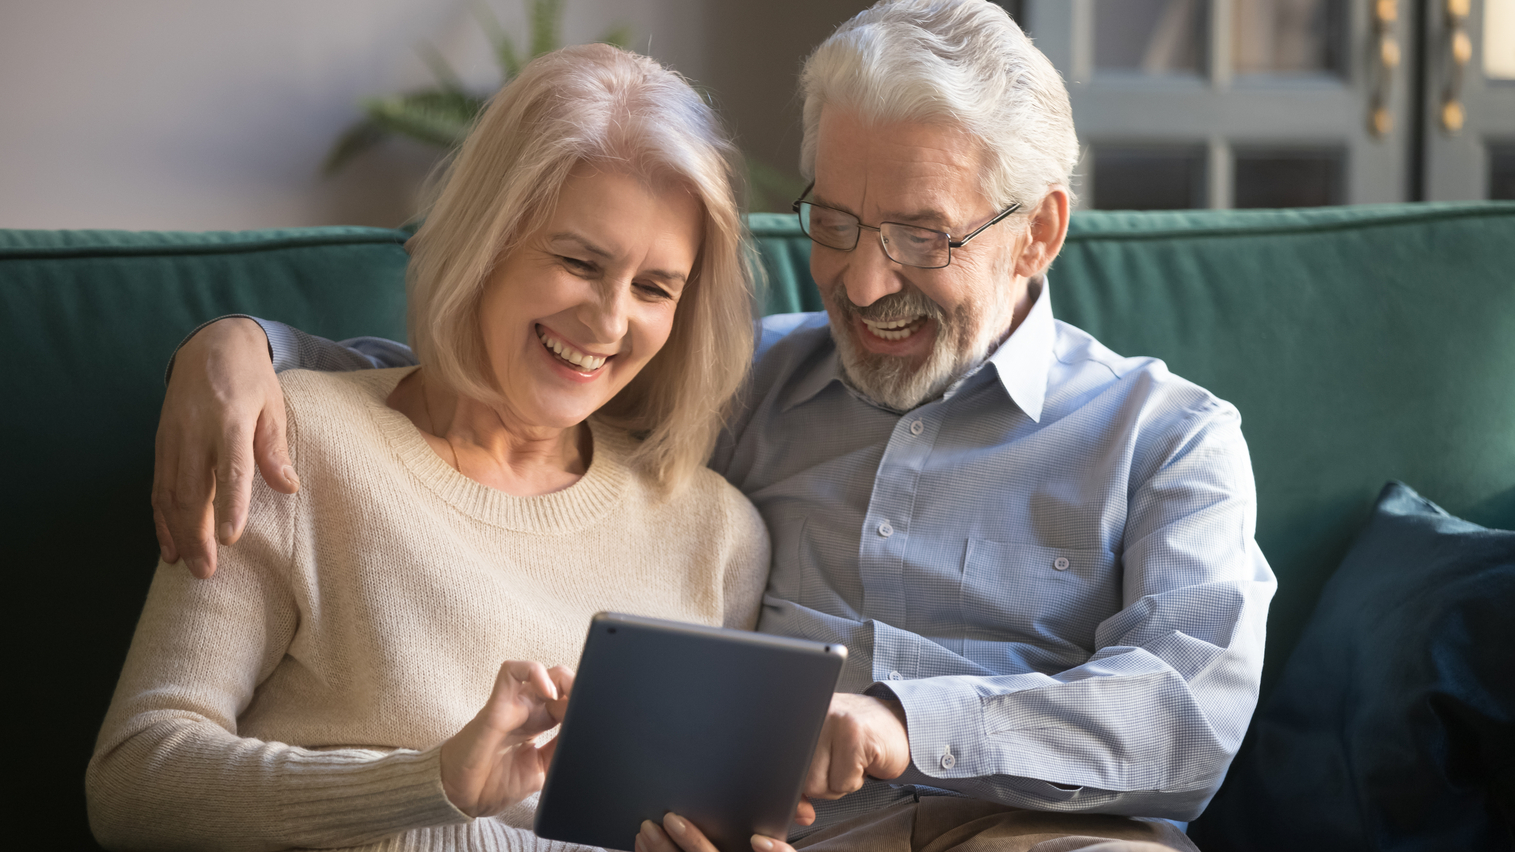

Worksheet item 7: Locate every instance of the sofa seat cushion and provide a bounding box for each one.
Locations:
[1194,481,1515,851]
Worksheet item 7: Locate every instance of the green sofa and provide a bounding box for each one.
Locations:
[5,204,1513,849]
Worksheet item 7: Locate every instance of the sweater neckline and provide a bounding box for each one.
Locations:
[354,368,634,534]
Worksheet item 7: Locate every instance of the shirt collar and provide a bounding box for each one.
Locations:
[981,274,1053,423]
[779,276,1056,421]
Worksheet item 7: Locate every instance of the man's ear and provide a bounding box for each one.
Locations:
[1013,186,1071,279]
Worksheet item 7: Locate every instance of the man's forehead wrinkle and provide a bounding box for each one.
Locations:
[815,109,989,230]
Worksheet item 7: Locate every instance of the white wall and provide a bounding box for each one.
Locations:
[0,0,709,230]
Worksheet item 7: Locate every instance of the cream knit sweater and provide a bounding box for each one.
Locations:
[87,368,770,852]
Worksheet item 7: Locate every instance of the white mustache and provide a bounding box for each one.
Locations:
[840,287,944,325]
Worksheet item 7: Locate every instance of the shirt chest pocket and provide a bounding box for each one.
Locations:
[960,539,1121,656]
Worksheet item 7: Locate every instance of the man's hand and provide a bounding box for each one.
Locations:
[634,694,908,852]
[803,692,912,801]
[440,661,574,817]
[152,317,297,578]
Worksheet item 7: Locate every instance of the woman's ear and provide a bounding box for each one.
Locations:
[1013,187,1071,279]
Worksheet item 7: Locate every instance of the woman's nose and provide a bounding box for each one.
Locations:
[583,282,631,341]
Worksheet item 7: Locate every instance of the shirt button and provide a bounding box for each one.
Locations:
[878,521,894,537]
[940,749,956,770]
[909,420,924,435]
[888,670,904,681]
[1054,556,1070,571]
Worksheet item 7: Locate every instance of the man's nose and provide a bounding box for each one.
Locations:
[842,230,905,308]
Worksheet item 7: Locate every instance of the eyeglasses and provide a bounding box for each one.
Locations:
[792,182,1021,270]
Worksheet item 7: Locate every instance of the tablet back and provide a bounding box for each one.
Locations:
[534,612,846,852]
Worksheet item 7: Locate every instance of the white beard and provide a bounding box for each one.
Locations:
[827,285,1000,413]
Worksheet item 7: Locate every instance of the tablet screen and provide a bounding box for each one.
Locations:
[534,613,846,852]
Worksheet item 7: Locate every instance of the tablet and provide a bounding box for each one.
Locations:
[534,612,846,852]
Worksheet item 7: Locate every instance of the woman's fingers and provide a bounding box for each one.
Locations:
[547,664,575,721]
[749,835,797,852]
[441,660,567,817]
[638,813,722,852]
[500,660,558,702]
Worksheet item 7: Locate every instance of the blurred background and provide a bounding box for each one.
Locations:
[1,0,1511,231]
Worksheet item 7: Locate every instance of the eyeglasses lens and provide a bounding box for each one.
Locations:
[798,203,858,251]
[881,224,949,268]
[798,202,951,268]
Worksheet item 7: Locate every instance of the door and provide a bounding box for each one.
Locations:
[1422,0,1515,198]
[1021,0,1515,207]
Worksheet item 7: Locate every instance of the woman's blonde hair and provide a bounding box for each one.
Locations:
[405,43,754,492]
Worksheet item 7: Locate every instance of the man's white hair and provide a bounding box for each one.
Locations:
[799,0,1078,209]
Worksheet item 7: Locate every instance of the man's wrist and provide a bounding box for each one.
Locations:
[163,315,272,385]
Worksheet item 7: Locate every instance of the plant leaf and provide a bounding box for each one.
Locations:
[361,90,486,148]
[415,42,466,94]
[471,0,522,80]
[322,120,390,175]
[530,0,563,58]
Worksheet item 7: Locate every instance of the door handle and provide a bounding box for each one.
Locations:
[1442,0,1474,132]
[1371,0,1401,136]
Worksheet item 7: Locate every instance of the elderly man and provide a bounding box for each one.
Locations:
[153,2,1274,850]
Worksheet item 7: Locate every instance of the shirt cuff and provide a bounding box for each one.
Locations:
[866,677,988,781]
[163,314,272,386]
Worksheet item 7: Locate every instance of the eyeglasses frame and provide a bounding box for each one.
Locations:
[791,181,1022,270]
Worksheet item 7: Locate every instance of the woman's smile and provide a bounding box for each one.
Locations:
[536,324,612,375]
[477,163,702,431]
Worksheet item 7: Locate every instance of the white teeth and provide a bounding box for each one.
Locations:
[864,317,919,329]
[861,315,925,341]
[538,329,607,371]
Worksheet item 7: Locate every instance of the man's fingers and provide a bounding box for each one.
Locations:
[825,722,867,795]
[152,503,178,565]
[170,445,219,578]
[213,424,256,547]
[793,797,815,826]
[253,401,299,495]
[152,418,182,564]
[802,732,836,800]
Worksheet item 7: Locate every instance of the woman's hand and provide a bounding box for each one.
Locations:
[637,813,795,852]
[440,661,575,817]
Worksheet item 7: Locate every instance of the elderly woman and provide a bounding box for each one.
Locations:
[87,44,769,851]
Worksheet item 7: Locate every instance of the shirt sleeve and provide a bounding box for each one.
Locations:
[163,315,417,385]
[870,401,1276,821]
[85,402,466,851]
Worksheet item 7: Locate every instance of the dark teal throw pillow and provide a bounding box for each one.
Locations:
[1192,482,1515,851]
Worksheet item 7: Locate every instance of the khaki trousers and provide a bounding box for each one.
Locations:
[792,798,1200,852]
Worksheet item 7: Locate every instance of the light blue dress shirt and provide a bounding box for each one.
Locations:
[252,276,1275,829]
[710,279,1275,827]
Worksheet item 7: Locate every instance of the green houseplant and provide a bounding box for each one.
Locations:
[324,0,629,175]
[323,0,804,212]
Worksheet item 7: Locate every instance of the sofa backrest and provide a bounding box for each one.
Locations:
[5,202,1514,847]
[1,227,410,850]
